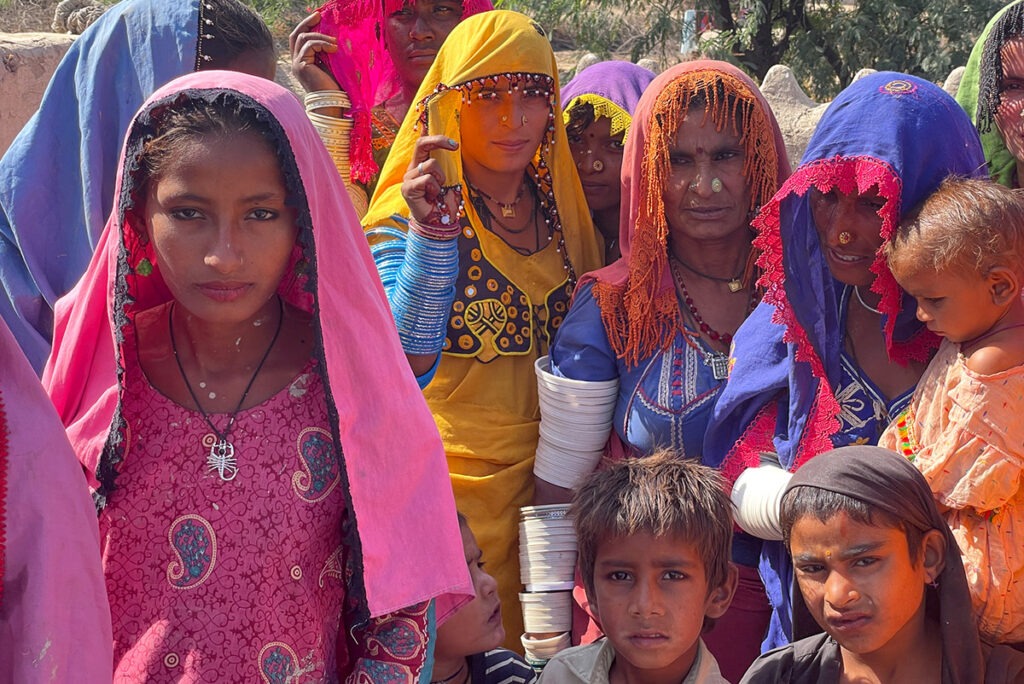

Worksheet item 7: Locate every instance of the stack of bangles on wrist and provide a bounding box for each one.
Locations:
[304,90,352,180]
[532,356,619,489]
[516,357,620,667]
[518,503,575,668]
[371,219,460,356]
[408,217,462,241]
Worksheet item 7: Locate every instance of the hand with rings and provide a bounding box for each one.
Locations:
[289,12,343,95]
[402,135,462,225]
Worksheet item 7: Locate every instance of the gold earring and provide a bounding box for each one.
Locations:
[838,231,853,245]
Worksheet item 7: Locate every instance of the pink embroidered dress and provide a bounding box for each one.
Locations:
[881,339,1024,645]
[43,72,474,682]
[104,343,348,679]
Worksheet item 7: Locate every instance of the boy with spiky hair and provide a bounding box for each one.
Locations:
[539,451,737,683]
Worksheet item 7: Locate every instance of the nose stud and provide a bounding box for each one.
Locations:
[522,114,528,126]
[501,114,508,123]
[838,231,852,245]
[689,176,724,192]
[592,159,604,172]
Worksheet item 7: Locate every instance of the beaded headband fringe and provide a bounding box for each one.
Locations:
[194,1,215,70]
[563,94,634,143]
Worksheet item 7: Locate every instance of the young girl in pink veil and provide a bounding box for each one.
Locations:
[44,70,471,681]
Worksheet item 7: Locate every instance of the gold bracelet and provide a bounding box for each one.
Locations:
[304,89,351,112]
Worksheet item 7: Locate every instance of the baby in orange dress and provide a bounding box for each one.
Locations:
[880,177,1024,645]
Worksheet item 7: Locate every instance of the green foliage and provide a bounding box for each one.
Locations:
[503,0,1002,99]
[246,0,308,35]
[497,0,640,54]
[783,0,1003,99]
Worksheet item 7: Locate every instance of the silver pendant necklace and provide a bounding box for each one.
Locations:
[169,297,284,481]
[704,351,731,381]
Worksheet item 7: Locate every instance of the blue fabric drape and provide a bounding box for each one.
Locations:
[704,72,987,650]
[0,0,198,372]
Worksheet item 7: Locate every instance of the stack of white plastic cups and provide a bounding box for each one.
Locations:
[520,356,618,666]
[519,504,575,668]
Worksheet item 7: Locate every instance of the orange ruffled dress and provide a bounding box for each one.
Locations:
[881,339,1024,644]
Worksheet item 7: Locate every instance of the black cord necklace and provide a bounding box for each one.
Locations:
[673,252,747,292]
[466,178,525,218]
[169,296,284,481]
[471,182,551,256]
[430,663,467,684]
[469,182,534,235]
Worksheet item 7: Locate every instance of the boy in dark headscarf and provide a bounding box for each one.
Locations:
[741,446,1024,684]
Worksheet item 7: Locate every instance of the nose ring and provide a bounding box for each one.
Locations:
[689,175,700,191]
[838,231,853,245]
[711,177,723,193]
[592,159,604,172]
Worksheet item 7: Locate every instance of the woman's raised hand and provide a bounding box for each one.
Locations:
[402,135,461,226]
[289,12,342,95]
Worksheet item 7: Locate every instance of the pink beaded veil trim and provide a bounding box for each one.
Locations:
[740,156,938,471]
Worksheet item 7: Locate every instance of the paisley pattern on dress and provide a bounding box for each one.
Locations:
[102,359,348,681]
[292,426,341,503]
[166,514,217,589]
[351,659,415,684]
[365,617,422,660]
[258,642,298,684]
[318,545,345,589]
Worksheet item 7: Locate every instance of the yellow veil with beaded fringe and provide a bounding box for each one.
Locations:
[361,10,601,652]
[362,9,601,276]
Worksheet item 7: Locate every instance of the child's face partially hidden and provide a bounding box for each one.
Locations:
[434,523,505,660]
[589,531,735,683]
[143,131,297,328]
[893,264,1012,343]
[790,512,940,666]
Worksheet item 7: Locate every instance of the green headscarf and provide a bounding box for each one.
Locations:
[957,0,1024,187]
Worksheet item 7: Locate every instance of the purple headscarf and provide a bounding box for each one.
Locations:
[560,60,656,142]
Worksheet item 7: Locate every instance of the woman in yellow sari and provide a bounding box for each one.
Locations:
[363,10,601,649]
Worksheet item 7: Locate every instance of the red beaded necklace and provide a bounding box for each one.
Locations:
[670,258,757,345]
